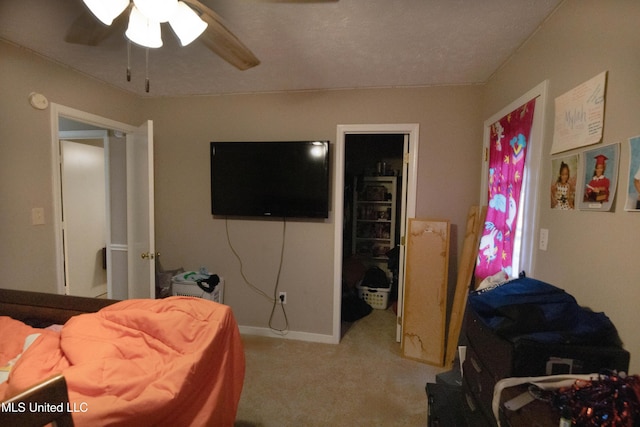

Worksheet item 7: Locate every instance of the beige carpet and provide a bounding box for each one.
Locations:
[235,308,447,427]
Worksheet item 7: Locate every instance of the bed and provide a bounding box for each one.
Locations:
[0,288,245,426]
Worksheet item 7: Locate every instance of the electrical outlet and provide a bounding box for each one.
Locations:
[278,292,287,304]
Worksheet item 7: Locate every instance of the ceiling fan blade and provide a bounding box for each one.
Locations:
[65,6,129,46]
[183,0,260,70]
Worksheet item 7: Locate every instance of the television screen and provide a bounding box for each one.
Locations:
[210,141,330,219]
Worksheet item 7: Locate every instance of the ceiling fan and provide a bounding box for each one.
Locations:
[66,0,261,71]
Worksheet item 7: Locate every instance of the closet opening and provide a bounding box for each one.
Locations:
[341,134,405,335]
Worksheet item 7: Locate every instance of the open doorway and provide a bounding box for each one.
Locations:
[59,132,109,298]
[58,119,127,299]
[333,124,420,344]
[342,134,404,330]
[51,104,157,300]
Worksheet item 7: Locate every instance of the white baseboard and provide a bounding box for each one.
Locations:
[239,325,338,344]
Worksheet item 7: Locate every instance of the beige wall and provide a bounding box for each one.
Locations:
[484,0,640,372]
[1,39,483,337]
[146,86,484,335]
[0,41,143,294]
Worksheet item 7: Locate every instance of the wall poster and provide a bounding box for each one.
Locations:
[551,71,607,154]
[625,135,640,211]
[578,143,620,211]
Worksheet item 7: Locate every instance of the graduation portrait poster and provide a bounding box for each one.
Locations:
[578,143,619,211]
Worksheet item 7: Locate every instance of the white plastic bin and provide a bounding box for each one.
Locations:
[356,284,391,309]
[172,276,224,303]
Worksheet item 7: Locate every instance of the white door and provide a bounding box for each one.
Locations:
[60,139,107,298]
[395,135,410,342]
[126,120,156,299]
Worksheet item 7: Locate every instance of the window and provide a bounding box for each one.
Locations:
[478,81,548,279]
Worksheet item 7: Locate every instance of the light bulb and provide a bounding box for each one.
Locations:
[125,6,163,48]
[169,2,208,46]
[133,0,178,23]
[82,0,129,26]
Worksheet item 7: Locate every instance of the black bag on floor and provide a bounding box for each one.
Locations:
[361,266,388,288]
[342,288,372,322]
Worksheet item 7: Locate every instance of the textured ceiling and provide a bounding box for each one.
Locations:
[0,0,563,97]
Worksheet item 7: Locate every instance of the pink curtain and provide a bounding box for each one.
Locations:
[476,98,536,279]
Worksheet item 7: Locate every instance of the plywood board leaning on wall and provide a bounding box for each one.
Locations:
[402,218,450,366]
[444,205,486,369]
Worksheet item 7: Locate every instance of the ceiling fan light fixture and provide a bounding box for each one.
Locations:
[169,2,208,46]
[133,0,178,23]
[125,6,163,48]
[82,0,130,26]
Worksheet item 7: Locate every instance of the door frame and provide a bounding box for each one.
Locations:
[333,124,420,343]
[50,104,138,295]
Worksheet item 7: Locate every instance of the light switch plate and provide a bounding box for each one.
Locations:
[539,228,549,251]
[32,207,45,225]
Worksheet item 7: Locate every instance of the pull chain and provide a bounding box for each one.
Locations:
[145,48,150,93]
[125,43,150,93]
[126,42,131,82]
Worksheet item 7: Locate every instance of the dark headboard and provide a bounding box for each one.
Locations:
[0,288,119,325]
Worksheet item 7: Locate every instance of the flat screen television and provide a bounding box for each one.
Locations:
[210,141,330,219]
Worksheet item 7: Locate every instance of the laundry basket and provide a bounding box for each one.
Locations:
[356,284,390,309]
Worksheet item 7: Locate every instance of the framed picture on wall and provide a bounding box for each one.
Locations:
[578,143,620,211]
[550,154,578,210]
[625,135,640,211]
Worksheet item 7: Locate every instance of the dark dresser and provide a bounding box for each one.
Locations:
[432,276,630,426]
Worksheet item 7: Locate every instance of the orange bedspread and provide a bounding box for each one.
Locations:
[0,297,245,426]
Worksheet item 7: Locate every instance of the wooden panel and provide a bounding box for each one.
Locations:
[444,206,486,369]
[402,219,450,366]
[0,288,119,325]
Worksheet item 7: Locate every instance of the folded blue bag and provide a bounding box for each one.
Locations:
[468,277,623,347]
